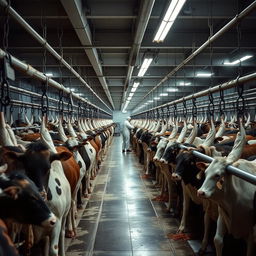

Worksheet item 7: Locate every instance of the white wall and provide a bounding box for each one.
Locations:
[112,111,131,124]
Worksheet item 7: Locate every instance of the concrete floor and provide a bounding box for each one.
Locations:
[66,137,194,256]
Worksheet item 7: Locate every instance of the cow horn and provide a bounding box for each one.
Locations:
[176,120,187,143]
[202,119,216,147]
[168,120,178,139]
[245,113,251,128]
[185,119,198,144]
[57,116,68,142]
[226,119,246,163]
[215,117,226,137]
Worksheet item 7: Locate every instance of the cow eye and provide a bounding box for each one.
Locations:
[215,174,220,179]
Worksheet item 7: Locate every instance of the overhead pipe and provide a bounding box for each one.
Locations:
[0,0,112,111]
[121,0,155,109]
[132,71,256,116]
[179,144,256,185]
[136,1,256,103]
[59,0,115,109]
[0,48,111,116]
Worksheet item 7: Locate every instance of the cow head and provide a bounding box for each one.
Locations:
[160,141,180,164]
[0,171,56,228]
[198,122,246,198]
[153,138,168,162]
[173,148,203,189]
[3,142,71,194]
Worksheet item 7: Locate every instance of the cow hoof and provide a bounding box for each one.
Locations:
[90,177,95,180]
[65,230,75,238]
[88,189,92,194]
[77,204,83,209]
[83,194,88,198]
[198,248,205,256]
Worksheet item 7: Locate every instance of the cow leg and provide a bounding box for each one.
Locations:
[65,200,75,238]
[246,233,256,256]
[77,187,83,209]
[178,181,190,233]
[49,219,62,256]
[199,209,211,255]
[214,214,226,256]
[59,215,68,256]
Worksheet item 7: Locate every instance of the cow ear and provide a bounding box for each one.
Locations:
[196,162,209,171]
[4,152,25,162]
[4,186,21,200]
[50,151,72,163]
[216,177,225,190]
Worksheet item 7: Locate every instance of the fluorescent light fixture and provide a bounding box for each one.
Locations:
[179,82,191,86]
[138,58,153,77]
[166,88,178,92]
[131,87,137,93]
[224,55,253,65]
[129,92,134,97]
[66,87,75,92]
[127,96,132,100]
[159,93,168,96]
[45,73,53,77]
[153,0,187,42]
[133,82,140,88]
[122,110,127,113]
[148,100,153,103]
[154,97,160,100]
[196,72,213,77]
[77,93,84,96]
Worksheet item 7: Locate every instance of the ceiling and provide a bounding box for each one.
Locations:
[0,0,256,113]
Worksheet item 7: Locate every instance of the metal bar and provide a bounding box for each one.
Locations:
[0,48,111,116]
[136,1,256,104]
[179,144,256,185]
[132,71,256,116]
[0,0,112,111]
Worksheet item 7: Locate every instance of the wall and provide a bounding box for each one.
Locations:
[112,111,131,133]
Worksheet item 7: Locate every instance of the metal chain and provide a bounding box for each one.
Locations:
[67,93,73,118]
[58,89,64,115]
[219,88,225,117]
[2,0,11,52]
[182,98,187,118]
[192,97,197,119]
[0,56,11,112]
[236,79,245,120]
[208,91,215,118]
[173,104,177,119]
[41,79,49,116]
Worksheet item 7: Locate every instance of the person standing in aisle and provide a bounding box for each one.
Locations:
[122,117,134,153]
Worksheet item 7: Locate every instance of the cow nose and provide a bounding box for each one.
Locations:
[172,173,181,180]
[160,158,165,163]
[147,148,151,152]
[138,140,142,144]
[42,214,57,228]
[197,190,205,197]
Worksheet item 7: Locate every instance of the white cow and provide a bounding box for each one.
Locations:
[198,123,256,256]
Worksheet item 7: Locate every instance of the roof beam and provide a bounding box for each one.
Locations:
[121,0,155,110]
[59,0,115,109]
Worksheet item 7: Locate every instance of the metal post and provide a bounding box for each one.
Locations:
[179,144,256,185]
[132,71,256,116]
[137,1,256,103]
[0,48,111,116]
[0,0,112,111]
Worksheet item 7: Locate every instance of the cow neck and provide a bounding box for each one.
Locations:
[67,119,78,138]
[57,117,68,142]
[40,116,57,153]
[6,124,18,146]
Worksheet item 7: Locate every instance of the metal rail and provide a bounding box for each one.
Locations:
[0,0,112,111]
[135,1,256,105]
[179,144,256,185]
[132,71,256,116]
[0,48,112,117]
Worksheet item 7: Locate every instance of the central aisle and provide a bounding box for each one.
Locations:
[67,137,193,256]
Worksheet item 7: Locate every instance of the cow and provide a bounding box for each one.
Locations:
[198,123,256,256]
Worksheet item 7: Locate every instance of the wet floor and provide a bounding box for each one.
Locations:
[66,137,194,256]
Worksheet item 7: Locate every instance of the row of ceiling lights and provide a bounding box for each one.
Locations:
[123,0,254,112]
[125,53,253,113]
